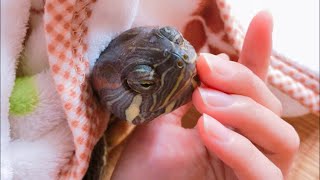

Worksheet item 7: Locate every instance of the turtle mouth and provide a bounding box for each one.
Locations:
[192,73,201,87]
[156,75,199,112]
[172,72,200,101]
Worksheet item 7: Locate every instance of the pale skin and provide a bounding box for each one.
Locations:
[111,11,300,180]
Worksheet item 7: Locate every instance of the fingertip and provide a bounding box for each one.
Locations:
[197,53,224,71]
[196,114,236,161]
[246,10,273,51]
[192,87,206,114]
[254,10,274,31]
[217,53,230,60]
[239,10,274,80]
[196,53,231,88]
[196,114,204,132]
[196,53,211,73]
[197,114,231,142]
[197,114,214,136]
[196,114,210,143]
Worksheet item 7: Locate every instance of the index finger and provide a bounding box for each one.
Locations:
[196,54,282,115]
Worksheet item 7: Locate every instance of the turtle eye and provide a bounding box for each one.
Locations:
[139,80,155,89]
[159,26,183,45]
[126,65,159,93]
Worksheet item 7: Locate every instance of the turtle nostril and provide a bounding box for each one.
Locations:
[176,60,184,68]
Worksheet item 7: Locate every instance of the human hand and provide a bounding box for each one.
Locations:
[111,11,300,180]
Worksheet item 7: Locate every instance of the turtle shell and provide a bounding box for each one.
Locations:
[91,26,199,125]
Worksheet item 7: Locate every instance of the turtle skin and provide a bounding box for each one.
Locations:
[85,26,200,179]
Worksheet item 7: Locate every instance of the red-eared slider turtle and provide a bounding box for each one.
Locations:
[85,26,199,179]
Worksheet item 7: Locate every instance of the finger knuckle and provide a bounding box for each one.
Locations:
[239,96,258,110]
[279,123,300,155]
[273,166,284,180]
[236,64,256,84]
[245,96,257,105]
[238,134,255,150]
[286,125,300,154]
[230,96,256,124]
[218,53,230,60]
[274,98,283,116]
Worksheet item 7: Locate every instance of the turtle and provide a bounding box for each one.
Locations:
[85,26,200,179]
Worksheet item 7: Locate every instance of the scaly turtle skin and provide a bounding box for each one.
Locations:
[85,26,199,179]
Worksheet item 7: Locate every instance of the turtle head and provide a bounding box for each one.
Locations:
[92,26,200,125]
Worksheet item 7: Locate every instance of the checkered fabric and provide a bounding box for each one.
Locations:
[43,0,109,179]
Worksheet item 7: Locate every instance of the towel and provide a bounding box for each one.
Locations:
[1,0,318,179]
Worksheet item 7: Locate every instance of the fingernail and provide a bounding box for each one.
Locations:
[200,53,214,72]
[200,53,230,76]
[198,87,233,107]
[203,114,230,141]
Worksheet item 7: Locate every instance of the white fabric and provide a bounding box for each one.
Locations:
[1,1,31,179]
[87,0,140,68]
[5,71,74,180]
[268,85,309,117]
[1,1,74,179]
[229,0,319,74]
[20,4,49,76]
